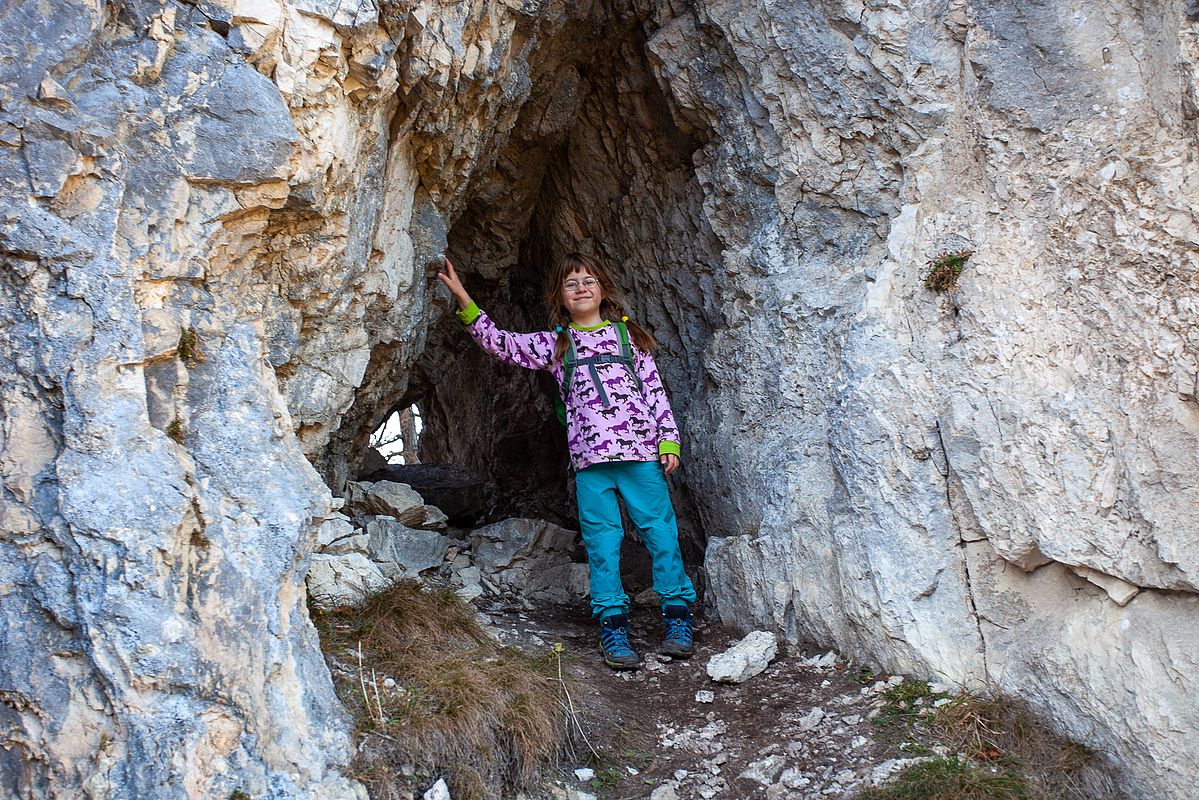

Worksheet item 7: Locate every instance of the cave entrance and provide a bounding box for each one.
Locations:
[324,2,718,601]
[416,12,714,564]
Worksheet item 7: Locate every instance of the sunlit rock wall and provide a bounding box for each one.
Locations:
[0,0,571,795]
[672,2,1199,798]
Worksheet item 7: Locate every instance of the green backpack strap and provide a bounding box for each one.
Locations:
[555,323,640,425]
[555,330,577,425]
[616,321,642,392]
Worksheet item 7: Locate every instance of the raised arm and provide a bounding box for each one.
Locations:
[634,347,682,471]
[438,257,557,371]
[437,256,476,312]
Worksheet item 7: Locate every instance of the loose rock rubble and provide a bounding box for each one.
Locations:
[308,481,591,614]
[314,497,966,799]
[466,602,958,800]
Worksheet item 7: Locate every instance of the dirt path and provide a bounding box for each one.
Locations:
[477,599,936,800]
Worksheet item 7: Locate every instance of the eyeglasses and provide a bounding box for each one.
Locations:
[563,278,598,293]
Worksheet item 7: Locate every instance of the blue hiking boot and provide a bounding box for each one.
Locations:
[598,614,641,670]
[661,605,694,657]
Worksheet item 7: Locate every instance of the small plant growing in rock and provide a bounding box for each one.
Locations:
[166,417,185,444]
[852,666,878,684]
[177,326,203,367]
[924,250,972,292]
[588,767,622,791]
[877,678,942,726]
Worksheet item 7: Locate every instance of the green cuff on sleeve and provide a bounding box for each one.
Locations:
[658,441,681,458]
[455,301,481,324]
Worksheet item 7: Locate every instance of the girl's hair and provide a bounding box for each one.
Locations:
[544,252,657,361]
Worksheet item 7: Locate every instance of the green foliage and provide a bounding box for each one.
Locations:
[166,417,185,444]
[875,679,946,726]
[852,666,878,684]
[856,756,1033,800]
[588,767,622,790]
[924,250,972,292]
[178,326,203,367]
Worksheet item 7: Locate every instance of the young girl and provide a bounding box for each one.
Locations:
[437,252,696,669]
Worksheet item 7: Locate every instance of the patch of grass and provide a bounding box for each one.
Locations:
[313,581,570,800]
[166,416,185,444]
[178,326,203,367]
[924,250,972,292]
[927,694,1123,800]
[875,678,945,726]
[856,756,1033,800]
[866,686,1128,800]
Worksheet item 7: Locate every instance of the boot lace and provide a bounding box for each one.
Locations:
[600,623,636,657]
[663,616,693,647]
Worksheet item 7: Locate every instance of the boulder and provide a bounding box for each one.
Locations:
[469,518,587,602]
[316,513,357,550]
[706,631,778,683]
[366,516,448,577]
[359,447,389,476]
[361,462,486,524]
[345,480,448,530]
[307,553,390,610]
[325,533,370,556]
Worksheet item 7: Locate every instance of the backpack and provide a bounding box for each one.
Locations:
[555,321,642,425]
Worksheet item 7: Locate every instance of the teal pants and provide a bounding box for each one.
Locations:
[574,460,697,619]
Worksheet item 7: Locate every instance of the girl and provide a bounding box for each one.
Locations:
[437,252,696,670]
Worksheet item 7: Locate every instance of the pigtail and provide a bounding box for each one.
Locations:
[553,327,571,362]
[548,307,572,362]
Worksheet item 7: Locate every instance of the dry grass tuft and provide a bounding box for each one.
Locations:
[927,694,1124,800]
[866,686,1127,800]
[313,581,571,800]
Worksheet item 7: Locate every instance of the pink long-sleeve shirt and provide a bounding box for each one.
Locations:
[457,303,681,471]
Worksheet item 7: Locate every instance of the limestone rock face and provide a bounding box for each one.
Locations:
[2,0,1198,798]
[416,2,1199,796]
[0,0,573,795]
[667,3,1199,797]
[469,517,588,603]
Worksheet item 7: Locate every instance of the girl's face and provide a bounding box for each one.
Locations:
[560,268,603,318]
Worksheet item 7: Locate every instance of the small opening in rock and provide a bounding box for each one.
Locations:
[369,404,423,465]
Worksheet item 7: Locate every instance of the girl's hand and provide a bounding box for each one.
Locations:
[660,453,679,475]
[437,257,474,310]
